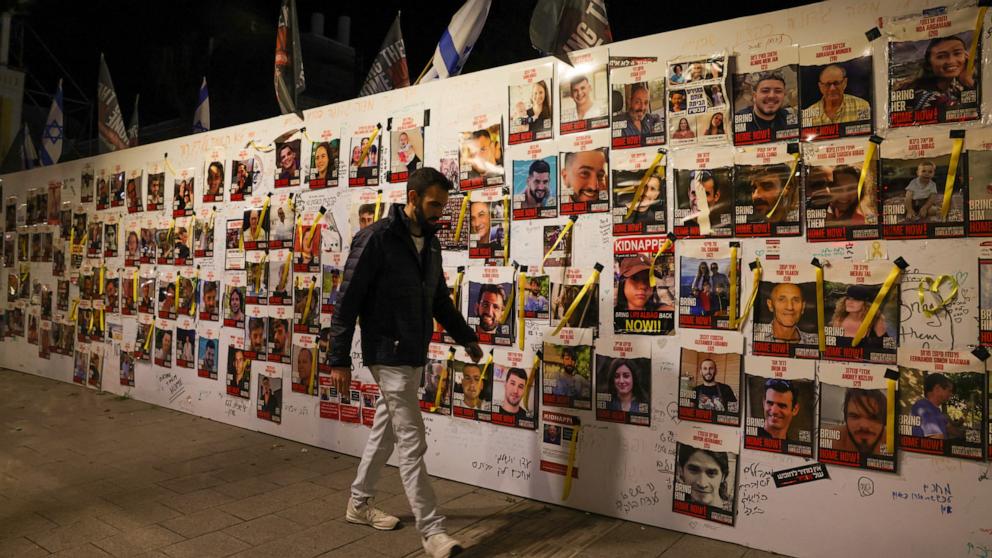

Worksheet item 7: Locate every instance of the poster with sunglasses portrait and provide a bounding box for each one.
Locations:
[463,266,515,346]
[203,149,226,203]
[559,50,609,135]
[512,148,557,220]
[419,344,454,415]
[542,326,595,411]
[887,5,982,128]
[667,54,731,147]
[610,60,666,150]
[881,131,965,240]
[387,111,427,183]
[743,356,815,457]
[274,138,301,188]
[595,335,651,426]
[508,64,553,145]
[306,136,340,190]
[732,40,800,145]
[459,120,505,190]
[467,187,508,264]
[490,347,537,429]
[898,347,986,460]
[822,260,901,364]
[672,423,739,526]
[818,361,897,472]
[734,143,801,237]
[678,241,740,330]
[803,138,880,242]
[613,235,675,335]
[559,137,609,216]
[799,36,873,141]
[611,149,666,236]
[671,147,734,238]
[679,329,743,426]
[348,125,381,187]
[966,128,992,235]
[751,260,819,359]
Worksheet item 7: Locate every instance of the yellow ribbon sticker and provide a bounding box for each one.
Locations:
[736,260,762,332]
[765,151,801,219]
[648,233,675,288]
[918,275,959,318]
[728,245,739,329]
[551,263,602,336]
[453,192,471,244]
[624,151,666,221]
[941,133,965,220]
[852,258,907,347]
[541,216,577,273]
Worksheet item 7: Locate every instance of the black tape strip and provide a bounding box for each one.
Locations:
[865,27,882,41]
[386,117,393,131]
[894,257,909,270]
[787,142,800,154]
[593,262,605,272]
[884,368,899,381]
[950,129,966,139]
[972,346,991,361]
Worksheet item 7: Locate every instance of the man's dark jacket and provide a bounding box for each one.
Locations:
[329,203,476,367]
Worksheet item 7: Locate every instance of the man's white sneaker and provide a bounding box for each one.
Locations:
[422,532,463,558]
[345,498,400,530]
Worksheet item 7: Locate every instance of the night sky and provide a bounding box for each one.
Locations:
[15,0,817,139]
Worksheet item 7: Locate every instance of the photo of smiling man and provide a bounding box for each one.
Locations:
[732,44,800,145]
[512,156,557,220]
[559,147,609,215]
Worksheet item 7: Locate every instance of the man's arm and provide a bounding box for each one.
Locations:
[328,228,380,368]
[432,270,478,350]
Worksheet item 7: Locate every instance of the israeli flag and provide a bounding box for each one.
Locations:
[193,77,210,133]
[39,79,64,166]
[422,0,491,81]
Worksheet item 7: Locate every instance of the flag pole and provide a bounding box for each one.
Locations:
[413,59,433,85]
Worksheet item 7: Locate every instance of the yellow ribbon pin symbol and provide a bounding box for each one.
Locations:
[918,275,959,318]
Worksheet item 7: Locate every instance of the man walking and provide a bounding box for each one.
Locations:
[329,167,483,558]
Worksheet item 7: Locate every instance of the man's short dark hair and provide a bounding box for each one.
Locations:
[249,317,264,332]
[358,203,375,216]
[528,159,551,175]
[472,129,490,141]
[407,167,453,197]
[478,283,506,304]
[570,75,590,90]
[506,367,527,383]
[765,378,799,408]
[206,339,216,351]
[562,347,577,360]
[629,83,648,97]
[204,282,217,294]
[832,164,860,184]
[755,71,787,88]
[752,164,790,186]
[923,373,953,395]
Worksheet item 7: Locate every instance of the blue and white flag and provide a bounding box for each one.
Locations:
[40,79,64,166]
[193,77,210,133]
[421,0,491,82]
[21,123,39,170]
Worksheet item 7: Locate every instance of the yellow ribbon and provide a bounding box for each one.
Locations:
[813,259,826,353]
[374,191,383,221]
[918,275,959,318]
[503,196,511,266]
[648,234,675,288]
[69,298,79,321]
[69,227,75,248]
[852,259,906,347]
[453,192,471,244]
[499,275,516,326]
[254,252,268,292]
[144,323,155,352]
[966,7,988,78]
[766,152,801,219]
[941,134,964,220]
[728,245,739,329]
[307,346,318,395]
[562,424,581,500]
[551,264,602,336]
[98,266,106,330]
[885,370,897,454]
[305,208,326,247]
[540,216,577,273]
[258,195,273,234]
[246,139,275,152]
[357,126,381,168]
[736,260,762,332]
[517,268,527,350]
[165,219,176,248]
[479,351,494,382]
[856,137,881,202]
[132,270,139,307]
[451,268,464,306]
[190,270,200,316]
[279,250,292,291]
[521,352,540,412]
[624,151,666,220]
[174,274,180,312]
[163,155,177,176]
[302,277,316,322]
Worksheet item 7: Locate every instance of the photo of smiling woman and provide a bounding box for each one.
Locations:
[595,338,651,426]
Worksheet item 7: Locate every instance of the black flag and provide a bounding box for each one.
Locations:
[360,12,411,97]
[275,0,306,119]
[529,0,613,65]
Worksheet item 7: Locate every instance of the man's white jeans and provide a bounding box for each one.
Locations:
[351,364,445,537]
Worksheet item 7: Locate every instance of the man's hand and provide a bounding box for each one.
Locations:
[330,366,352,395]
[465,342,484,363]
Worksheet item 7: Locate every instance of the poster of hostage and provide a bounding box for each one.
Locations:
[672,423,739,526]
[613,235,675,335]
[743,356,815,457]
[818,361,897,472]
[678,329,744,426]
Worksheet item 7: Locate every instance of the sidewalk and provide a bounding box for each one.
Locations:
[0,369,787,558]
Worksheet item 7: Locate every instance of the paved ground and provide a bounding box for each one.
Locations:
[0,369,789,558]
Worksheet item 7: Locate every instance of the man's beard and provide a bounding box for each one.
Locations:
[849,425,882,454]
[415,203,438,235]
